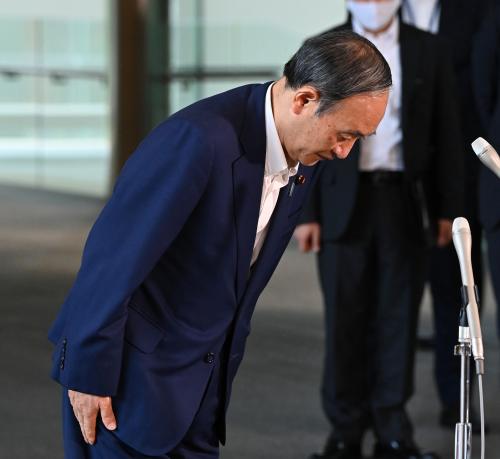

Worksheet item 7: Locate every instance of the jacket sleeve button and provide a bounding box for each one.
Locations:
[204,352,215,364]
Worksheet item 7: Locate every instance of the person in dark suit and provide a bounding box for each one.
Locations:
[473,2,500,351]
[48,30,392,459]
[401,0,490,432]
[294,2,462,458]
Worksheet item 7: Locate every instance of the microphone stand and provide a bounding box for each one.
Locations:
[452,217,486,459]
[454,296,472,459]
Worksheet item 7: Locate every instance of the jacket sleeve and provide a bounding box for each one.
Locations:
[49,118,215,396]
[432,37,465,220]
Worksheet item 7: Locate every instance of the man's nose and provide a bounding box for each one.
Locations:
[334,139,357,159]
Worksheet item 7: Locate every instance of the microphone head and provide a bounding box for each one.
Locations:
[472,137,500,179]
[452,217,471,235]
[471,137,490,157]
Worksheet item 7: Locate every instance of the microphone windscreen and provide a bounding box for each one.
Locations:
[452,217,470,234]
[471,137,489,156]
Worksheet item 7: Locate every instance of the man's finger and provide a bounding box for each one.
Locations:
[311,228,321,253]
[295,233,308,252]
[436,219,452,247]
[436,229,451,247]
[99,397,117,431]
[83,410,97,445]
[72,407,89,444]
[299,236,310,253]
[68,392,88,444]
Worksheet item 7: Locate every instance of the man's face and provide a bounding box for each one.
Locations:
[346,0,401,33]
[284,90,389,166]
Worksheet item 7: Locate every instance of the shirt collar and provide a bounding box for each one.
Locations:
[264,83,298,179]
[352,15,399,45]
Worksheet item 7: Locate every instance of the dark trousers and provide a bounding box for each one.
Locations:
[429,203,483,408]
[318,178,426,445]
[62,357,223,459]
[486,223,500,338]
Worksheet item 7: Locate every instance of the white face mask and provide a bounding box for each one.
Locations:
[346,0,401,32]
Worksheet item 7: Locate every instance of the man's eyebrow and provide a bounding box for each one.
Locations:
[340,130,377,139]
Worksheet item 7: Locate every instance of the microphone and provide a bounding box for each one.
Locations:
[452,217,484,374]
[471,137,500,179]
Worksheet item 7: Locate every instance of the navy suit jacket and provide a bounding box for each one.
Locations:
[48,82,317,455]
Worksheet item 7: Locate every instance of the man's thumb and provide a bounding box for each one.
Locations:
[100,397,117,430]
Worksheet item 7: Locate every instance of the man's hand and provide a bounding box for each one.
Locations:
[294,223,321,253]
[436,219,453,247]
[68,389,117,445]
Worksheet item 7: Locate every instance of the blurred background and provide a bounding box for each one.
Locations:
[0,0,345,196]
[1,1,499,458]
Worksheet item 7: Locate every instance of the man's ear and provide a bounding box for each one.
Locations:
[291,86,320,115]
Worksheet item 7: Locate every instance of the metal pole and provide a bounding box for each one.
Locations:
[454,320,472,459]
[108,0,169,190]
[108,0,147,188]
[194,0,204,101]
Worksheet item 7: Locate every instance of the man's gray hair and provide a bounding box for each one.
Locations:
[284,29,392,115]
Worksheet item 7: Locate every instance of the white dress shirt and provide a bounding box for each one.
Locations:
[402,0,441,34]
[251,84,298,265]
[353,17,404,171]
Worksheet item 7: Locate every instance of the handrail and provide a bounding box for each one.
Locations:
[0,66,280,83]
[160,68,279,81]
[0,66,107,82]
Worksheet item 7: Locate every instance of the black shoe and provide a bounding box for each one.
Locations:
[439,405,490,435]
[309,438,362,459]
[373,441,439,459]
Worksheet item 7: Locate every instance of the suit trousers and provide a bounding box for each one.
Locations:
[317,177,427,445]
[485,223,500,339]
[61,354,223,459]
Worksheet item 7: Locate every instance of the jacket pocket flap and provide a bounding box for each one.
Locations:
[125,306,165,353]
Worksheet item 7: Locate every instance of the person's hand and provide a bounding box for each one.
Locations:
[293,223,321,253]
[436,219,453,247]
[68,389,117,445]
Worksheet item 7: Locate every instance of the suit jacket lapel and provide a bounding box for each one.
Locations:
[246,164,317,287]
[233,83,270,301]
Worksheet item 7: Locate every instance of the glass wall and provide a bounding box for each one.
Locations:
[168,0,347,113]
[0,0,346,196]
[0,1,109,196]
